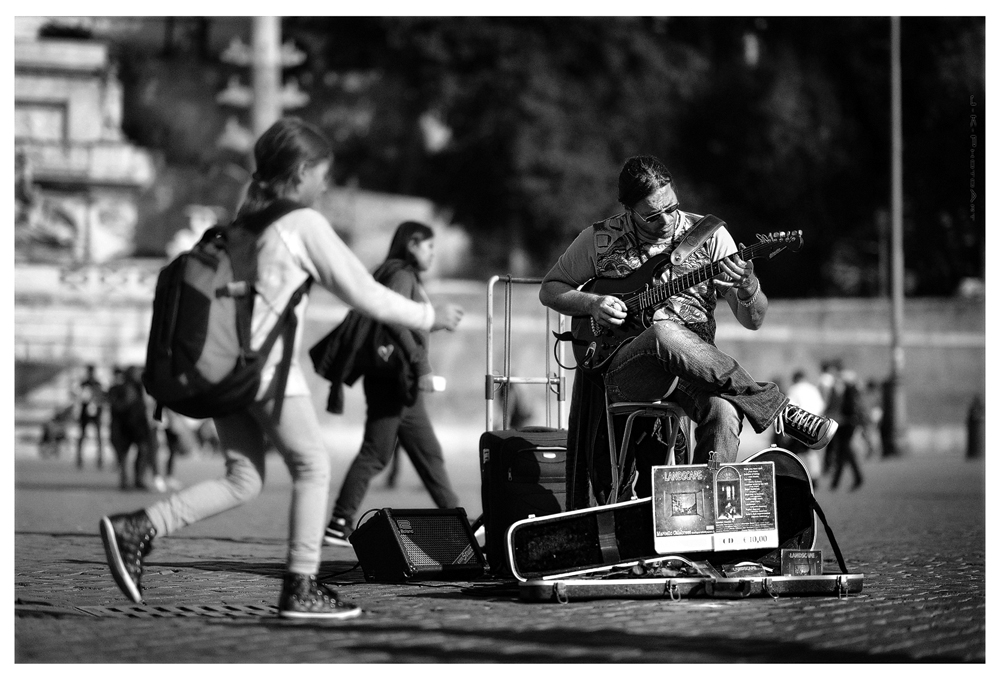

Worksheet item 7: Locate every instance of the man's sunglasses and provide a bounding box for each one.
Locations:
[632,203,681,222]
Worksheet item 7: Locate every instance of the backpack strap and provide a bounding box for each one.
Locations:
[215,199,310,419]
[227,199,308,362]
[266,279,311,421]
[809,495,850,574]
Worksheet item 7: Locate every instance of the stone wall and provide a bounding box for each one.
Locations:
[14,269,985,456]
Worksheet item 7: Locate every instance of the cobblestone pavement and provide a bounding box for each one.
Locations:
[14,445,986,664]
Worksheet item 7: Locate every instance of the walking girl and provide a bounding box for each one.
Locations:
[323,222,462,546]
[99,117,462,619]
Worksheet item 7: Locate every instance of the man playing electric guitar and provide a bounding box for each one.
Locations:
[540,155,837,467]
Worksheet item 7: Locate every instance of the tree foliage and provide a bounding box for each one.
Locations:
[119,16,985,296]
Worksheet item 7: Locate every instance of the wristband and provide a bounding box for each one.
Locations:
[737,276,759,300]
[738,281,761,308]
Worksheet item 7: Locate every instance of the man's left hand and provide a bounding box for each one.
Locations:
[714,246,754,293]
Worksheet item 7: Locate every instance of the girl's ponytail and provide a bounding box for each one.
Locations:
[236,117,332,222]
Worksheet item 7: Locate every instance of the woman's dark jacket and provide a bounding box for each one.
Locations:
[309,259,430,413]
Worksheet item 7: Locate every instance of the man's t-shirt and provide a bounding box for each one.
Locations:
[543,210,737,343]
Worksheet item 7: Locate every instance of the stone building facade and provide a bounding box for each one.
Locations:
[15,21,156,264]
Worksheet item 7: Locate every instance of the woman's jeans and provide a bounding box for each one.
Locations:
[604,319,787,463]
[333,388,458,523]
[145,395,330,576]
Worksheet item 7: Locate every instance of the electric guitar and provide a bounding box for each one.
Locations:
[570,230,803,374]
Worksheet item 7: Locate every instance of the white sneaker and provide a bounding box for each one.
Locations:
[323,517,353,547]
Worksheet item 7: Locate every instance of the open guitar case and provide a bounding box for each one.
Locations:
[507,447,865,603]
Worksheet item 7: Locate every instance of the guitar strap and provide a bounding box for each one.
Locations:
[670,214,726,266]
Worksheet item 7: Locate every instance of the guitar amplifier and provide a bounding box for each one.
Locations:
[349,508,486,583]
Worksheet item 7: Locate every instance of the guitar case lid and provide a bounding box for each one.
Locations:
[670,214,726,266]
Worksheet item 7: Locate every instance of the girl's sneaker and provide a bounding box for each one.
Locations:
[99,510,157,603]
[277,573,361,620]
[323,517,353,547]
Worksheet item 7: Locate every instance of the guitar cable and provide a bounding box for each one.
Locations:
[552,330,580,371]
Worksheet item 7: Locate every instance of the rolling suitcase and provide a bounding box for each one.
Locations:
[479,275,569,577]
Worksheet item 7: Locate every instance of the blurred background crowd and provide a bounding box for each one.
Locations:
[13,15,985,489]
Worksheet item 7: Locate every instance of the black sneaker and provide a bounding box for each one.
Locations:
[99,510,157,603]
[278,573,361,620]
[323,517,353,548]
[777,404,838,450]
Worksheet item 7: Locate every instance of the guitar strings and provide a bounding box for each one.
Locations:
[621,240,776,311]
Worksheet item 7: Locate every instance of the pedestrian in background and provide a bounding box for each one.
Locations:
[158,408,197,491]
[99,117,462,620]
[829,368,866,491]
[320,221,463,548]
[817,359,844,476]
[781,369,826,480]
[140,379,170,493]
[106,366,158,491]
[39,405,74,459]
[74,364,106,469]
[862,378,883,459]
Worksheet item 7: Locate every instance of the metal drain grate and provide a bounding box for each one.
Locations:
[73,603,278,619]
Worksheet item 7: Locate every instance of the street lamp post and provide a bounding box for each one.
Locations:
[251,16,282,137]
[217,17,308,142]
[886,16,908,457]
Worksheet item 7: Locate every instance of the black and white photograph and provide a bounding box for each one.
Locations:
[11,4,988,667]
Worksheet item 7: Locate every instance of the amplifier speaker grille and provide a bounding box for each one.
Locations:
[349,508,486,583]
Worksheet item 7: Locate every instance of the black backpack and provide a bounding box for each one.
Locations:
[142,200,307,421]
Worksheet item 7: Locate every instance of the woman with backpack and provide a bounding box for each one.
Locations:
[321,221,461,547]
[98,117,463,619]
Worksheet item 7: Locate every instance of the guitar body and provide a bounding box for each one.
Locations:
[571,254,672,373]
[567,230,803,375]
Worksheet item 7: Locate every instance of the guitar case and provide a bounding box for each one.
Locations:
[504,447,863,600]
[519,573,865,603]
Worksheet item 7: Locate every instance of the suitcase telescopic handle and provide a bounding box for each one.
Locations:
[485,275,568,432]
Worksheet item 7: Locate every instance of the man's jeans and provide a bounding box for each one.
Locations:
[604,319,787,463]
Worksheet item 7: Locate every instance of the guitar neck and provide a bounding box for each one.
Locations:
[627,242,769,311]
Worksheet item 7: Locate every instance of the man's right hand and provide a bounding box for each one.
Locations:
[589,295,628,327]
[431,302,464,331]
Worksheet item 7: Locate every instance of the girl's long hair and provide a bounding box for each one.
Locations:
[385,221,435,272]
[236,117,332,222]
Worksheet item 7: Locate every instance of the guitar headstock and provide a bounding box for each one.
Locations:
[755,230,803,256]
